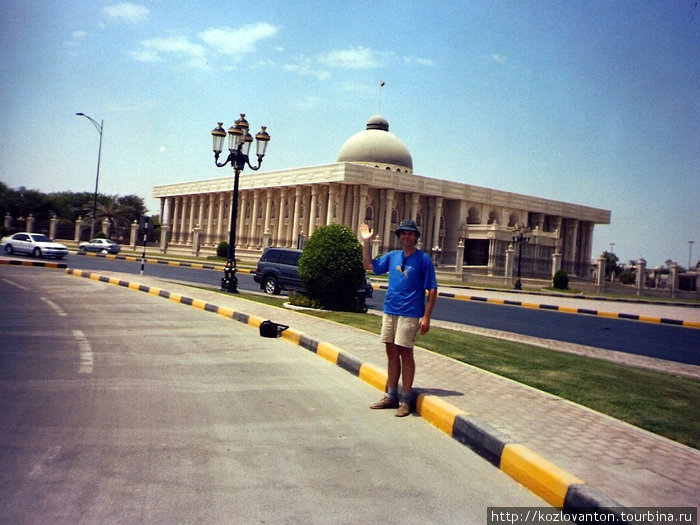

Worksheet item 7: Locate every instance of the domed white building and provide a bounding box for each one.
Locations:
[153,115,610,281]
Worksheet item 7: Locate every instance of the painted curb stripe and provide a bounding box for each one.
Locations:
[358,362,387,391]
[432,290,697,329]
[0,259,67,269]
[501,443,585,508]
[415,394,466,436]
[452,414,510,467]
[63,268,631,516]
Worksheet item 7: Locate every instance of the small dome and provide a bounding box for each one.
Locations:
[336,115,413,172]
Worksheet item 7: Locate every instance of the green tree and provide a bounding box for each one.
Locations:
[298,224,366,312]
[603,251,619,281]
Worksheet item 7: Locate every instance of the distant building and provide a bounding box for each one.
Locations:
[153,115,610,279]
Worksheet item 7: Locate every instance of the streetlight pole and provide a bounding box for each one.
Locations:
[689,240,695,270]
[512,228,530,290]
[211,114,270,293]
[76,113,103,240]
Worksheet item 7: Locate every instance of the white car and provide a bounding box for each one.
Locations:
[79,238,121,254]
[1,232,69,259]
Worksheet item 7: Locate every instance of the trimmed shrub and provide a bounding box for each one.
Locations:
[619,269,635,285]
[553,269,569,290]
[298,224,366,312]
[216,241,228,258]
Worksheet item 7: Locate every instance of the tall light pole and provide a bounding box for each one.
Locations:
[211,114,270,293]
[689,240,695,270]
[512,227,530,290]
[76,113,103,240]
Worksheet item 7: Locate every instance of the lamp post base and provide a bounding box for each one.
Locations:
[221,260,239,293]
[514,278,522,290]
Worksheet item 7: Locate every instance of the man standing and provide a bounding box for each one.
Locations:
[360,220,438,417]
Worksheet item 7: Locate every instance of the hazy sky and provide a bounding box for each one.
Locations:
[1,1,697,267]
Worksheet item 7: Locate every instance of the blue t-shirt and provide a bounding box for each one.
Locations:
[372,249,437,318]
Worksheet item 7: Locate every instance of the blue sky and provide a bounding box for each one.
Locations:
[1,1,697,268]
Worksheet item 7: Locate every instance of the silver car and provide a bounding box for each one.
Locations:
[1,232,69,259]
[79,238,121,254]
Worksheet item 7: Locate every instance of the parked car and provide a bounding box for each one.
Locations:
[79,238,121,254]
[1,232,69,259]
[253,247,373,298]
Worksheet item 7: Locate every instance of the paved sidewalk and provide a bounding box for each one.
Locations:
[66,270,700,511]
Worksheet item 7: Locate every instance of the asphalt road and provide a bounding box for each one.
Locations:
[63,253,700,366]
[0,265,549,524]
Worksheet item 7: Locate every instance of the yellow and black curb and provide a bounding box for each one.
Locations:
[65,268,630,519]
[0,259,68,269]
[424,287,699,329]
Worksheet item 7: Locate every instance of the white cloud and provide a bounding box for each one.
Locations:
[283,56,330,80]
[103,3,149,24]
[130,36,205,63]
[491,53,507,64]
[129,49,163,62]
[318,46,380,69]
[72,30,88,39]
[198,23,279,57]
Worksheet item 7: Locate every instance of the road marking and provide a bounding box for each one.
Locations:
[1,278,29,290]
[73,329,93,374]
[41,296,67,316]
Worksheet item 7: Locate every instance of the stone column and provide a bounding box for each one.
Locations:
[382,189,395,251]
[291,186,302,248]
[130,220,139,249]
[455,239,465,276]
[187,196,196,244]
[326,184,336,225]
[669,262,678,299]
[372,238,381,259]
[308,186,319,237]
[159,223,169,253]
[432,197,443,253]
[74,217,83,242]
[504,243,515,286]
[410,193,420,222]
[192,227,201,257]
[206,194,215,246]
[263,189,273,241]
[172,197,182,243]
[3,213,11,231]
[49,215,58,239]
[552,250,562,277]
[249,189,260,248]
[102,218,110,238]
[26,214,35,233]
[595,253,606,291]
[635,258,646,296]
[277,188,287,246]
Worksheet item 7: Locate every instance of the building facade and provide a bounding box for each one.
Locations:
[153,116,610,279]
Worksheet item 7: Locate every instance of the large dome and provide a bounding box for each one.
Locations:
[336,116,413,173]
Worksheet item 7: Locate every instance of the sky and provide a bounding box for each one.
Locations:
[0,1,698,268]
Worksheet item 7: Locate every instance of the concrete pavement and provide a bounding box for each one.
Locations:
[60,267,700,514]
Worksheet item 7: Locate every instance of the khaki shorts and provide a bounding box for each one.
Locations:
[380,314,420,348]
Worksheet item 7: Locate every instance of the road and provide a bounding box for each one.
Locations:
[0,265,549,524]
[62,253,700,366]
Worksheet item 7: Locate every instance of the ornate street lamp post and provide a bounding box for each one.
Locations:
[211,114,270,293]
[512,228,530,290]
[76,113,103,240]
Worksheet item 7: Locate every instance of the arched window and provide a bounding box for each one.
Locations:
[488,210,500,225]
[467,207,480,224]
[508,213,519,227]
[365,206,373,221]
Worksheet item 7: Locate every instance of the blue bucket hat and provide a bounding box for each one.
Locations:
[395,219,420,239]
